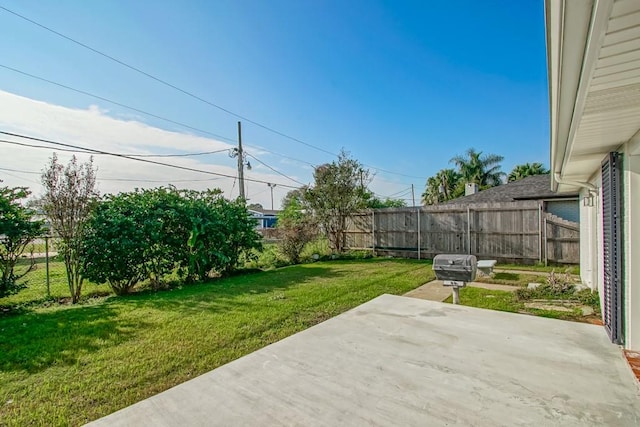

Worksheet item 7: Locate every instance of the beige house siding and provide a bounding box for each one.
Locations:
[623,139,640,348]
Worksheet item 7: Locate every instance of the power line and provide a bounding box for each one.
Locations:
[384,187,413,198]
[369,168,426,180]
[0,64,237,144]
[0,138,230,157]
[0,64,323,170]
[245,152,307,187]
[0,169,40,185]
[0,6,338,157]
[0,166,223,183]
[129,149,230,158]
[0,7,428,181]
[248,187,269,198]
[247,146,317,168]
[0,131,300,189]
[0,167,40,175]
[99,177,222,183]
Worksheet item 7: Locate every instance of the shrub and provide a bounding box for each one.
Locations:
[244,244,289,270]
[183,191,262,280]
[82,192,150,295]
[82,188,262,293]
[277,198,317,264]
[0,186,44,297]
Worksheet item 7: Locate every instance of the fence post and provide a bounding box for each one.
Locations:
[417,207,421,260]
[543,217,548,266]
[466,206,471,255]
[538,203,543,263]
[371,209,376,256]
[45,235,50,298]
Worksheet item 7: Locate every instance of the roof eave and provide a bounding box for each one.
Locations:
[547,0,614,192]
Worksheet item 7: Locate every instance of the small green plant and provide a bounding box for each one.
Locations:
[243,244,289,270]
[514,269,600,311]
[301,238,331,261]
[0,187,44,297]
[575,288,601,309]
[546,269,574,294]
[338,250,374,260]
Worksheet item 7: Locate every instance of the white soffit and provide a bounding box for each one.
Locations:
[549,0,640,190]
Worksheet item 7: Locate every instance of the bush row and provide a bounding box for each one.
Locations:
[82,188,262,295]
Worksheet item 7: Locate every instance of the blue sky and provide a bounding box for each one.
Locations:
[0,0,549,207]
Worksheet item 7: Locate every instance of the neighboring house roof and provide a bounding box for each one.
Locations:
[248,209,280,217]
[443,175,578,205]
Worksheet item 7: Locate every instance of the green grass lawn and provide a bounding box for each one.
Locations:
[445,287,596,322]
[0,258,433,426]
[496,263,580,275]
[1,258,111,310]
[475,271,545,287]
[475,269,580,288]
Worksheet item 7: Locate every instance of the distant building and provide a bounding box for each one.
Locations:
[444,174,579,223]
[248,209,279,229]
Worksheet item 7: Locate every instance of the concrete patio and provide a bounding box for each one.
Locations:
[87,295,640,426]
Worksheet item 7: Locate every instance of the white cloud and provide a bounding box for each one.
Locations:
[0,90,302,208]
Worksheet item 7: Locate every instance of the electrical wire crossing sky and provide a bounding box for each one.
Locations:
[0,1,549,208]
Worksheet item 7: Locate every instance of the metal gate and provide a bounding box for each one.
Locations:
[602,152,623,344]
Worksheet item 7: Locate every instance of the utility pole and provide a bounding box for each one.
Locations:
[411,184,415,207]
[268,183,276,210]
[237,121,245,199]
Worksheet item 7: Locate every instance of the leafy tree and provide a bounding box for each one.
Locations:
[247,203,263,211]
[303,150,370,253]
[281,189,304,210]
[450,148,505,188]
[0,186,44,296]
[41,154,98,303]
[422,168,462,205]
[365,195,407,208]
[277,196,316,264]
[508,162,549,182]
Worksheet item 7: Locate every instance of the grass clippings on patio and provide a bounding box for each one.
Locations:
[0,258,433,426]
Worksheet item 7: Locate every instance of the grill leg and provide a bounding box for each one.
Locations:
[452,287,460,304]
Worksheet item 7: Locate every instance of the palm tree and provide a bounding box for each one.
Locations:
[508,162,549,182]
[450,148,505,188]
[422,168,461,205]
[422,176,443,205]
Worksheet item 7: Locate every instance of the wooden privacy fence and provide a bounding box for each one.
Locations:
[344,201,579,264]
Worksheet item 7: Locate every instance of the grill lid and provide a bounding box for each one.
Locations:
[433,254,477,270]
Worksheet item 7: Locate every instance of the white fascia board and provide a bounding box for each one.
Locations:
[562,0,614,178]
[546,0,611,190]
[546,0,564,191]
